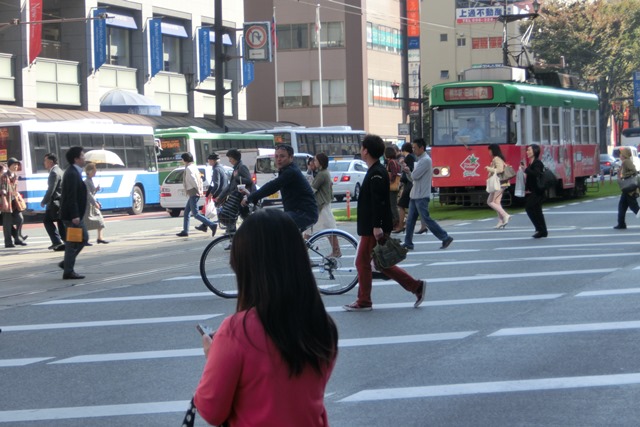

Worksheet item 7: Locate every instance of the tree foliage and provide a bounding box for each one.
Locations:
[529,0,640,149]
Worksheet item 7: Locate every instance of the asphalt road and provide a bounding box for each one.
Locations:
[2,196,640,426]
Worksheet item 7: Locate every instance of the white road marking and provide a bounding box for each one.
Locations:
[577,288,640,297]
[0,314,222,332]
[489,320,640,337]
[0,358,53,367]
[338,373,640,402]
[36,292,215,304]
[49,332,476,364]
[370,269,614,284]
[0,401,190,422]
[429,252,640,266]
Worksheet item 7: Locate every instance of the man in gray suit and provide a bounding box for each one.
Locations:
[41,153,65,251]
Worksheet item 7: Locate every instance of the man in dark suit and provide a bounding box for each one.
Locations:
[41,153,65,251]
[342,135,425,312]
[59,146,88,280]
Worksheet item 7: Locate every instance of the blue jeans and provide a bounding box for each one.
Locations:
[404,197,449,247]
[183,195,216,233]
[287,209,318,232]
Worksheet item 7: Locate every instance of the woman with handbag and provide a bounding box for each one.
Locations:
[193,209,338,426]
[1,158,27,248]
[385,146,401,230]
[614,146,640,230]
[485,144,512,229]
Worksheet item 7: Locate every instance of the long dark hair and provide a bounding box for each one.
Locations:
[529,143,541,160]
[488,143,505,161]
[230,209,338,376]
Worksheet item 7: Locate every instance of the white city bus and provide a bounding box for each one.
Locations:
[0,119,159,215]
[247,126,366,157]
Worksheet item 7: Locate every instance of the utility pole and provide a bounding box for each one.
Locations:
[214,0,225,130]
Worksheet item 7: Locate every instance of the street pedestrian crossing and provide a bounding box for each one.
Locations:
[2,215,640,425]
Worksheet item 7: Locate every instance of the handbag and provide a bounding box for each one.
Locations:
[180,397,228,427]
[12,193,27,212]
[498,164,516,182]
[66,226,83,243]
[389,176,400,192]
[485,174,501,193]
[618,174,639,193]
[218,191,243,227]
[536,167,557,192]
[371,237,408,270]
[514,169,525,197]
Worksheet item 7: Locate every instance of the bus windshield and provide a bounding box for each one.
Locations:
[432,106,510,146]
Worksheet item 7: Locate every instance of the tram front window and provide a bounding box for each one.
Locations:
[433,107,509,146]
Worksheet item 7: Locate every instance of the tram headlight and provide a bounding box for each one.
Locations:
[433,166,450,177]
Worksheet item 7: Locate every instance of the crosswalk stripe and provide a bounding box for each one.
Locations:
[36,293,215,305]
[0,314,223,332]
[48,332,476,364]
[429,252,640,266]
[576,288,640,297]
[0,401,189,423]
[0,358,53,367]
[489,320,640,337]
[339,372,640,402]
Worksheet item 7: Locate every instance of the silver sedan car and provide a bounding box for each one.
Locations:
[328,159,368,202]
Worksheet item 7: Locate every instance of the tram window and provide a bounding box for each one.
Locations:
[532,107,541,143]
[574,110,582,143]
[582,110,589,143]
[589,110,597,143]
[551,108,560,144]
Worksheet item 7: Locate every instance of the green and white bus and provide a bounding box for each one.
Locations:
[154,127,275,182]
[247,126,366,157]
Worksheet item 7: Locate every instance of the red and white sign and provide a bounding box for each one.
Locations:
[245,25,267,49]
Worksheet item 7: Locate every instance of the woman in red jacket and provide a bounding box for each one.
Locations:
[194,209,338,427]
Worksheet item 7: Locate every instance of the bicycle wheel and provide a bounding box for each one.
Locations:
[200,235,238,298]
[307,229,359,295]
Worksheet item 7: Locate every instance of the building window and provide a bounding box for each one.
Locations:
[472,37,488,49]
[107,26,131,66]
[276,24,309,50]
[489,37,502,49]
[457,37,466,47]
[312,22,344,48]
[312,80,346,106]
[163,36,181,72]
[279,81,310,108]
[440,70,450,79]
[368,79,399,108]
[440,33,448,42]
[366,22,402,54]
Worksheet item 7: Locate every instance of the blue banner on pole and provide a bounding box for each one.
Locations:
[198,27,211,83]
[149,19,163,78]
[634,71,640,108]
[243,61,254,87]
[93,9,107,71]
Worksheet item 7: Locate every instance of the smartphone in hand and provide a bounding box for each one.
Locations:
[196,324,214,337]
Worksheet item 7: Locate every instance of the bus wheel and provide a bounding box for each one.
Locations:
[169,209,181,217]
[128,186,145,215]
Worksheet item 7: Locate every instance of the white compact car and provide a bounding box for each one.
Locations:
[328,159,368,202]
[160,165,232,217]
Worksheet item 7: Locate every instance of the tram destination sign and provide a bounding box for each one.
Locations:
[444,86,494,101]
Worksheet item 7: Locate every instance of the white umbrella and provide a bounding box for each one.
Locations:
[84,149,124,166]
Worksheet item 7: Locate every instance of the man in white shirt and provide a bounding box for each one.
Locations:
[401,139,453,250]
[176,152,218,237]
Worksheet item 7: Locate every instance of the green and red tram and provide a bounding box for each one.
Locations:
[429,78,600,205]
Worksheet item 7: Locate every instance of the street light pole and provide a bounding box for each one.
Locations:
[391,80,424,142]
[214,0,225,130]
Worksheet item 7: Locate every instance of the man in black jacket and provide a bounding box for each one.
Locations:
[244,144,318,231]
[59,146,88,280]
[41,153,65,251]
[343,135,425,312]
